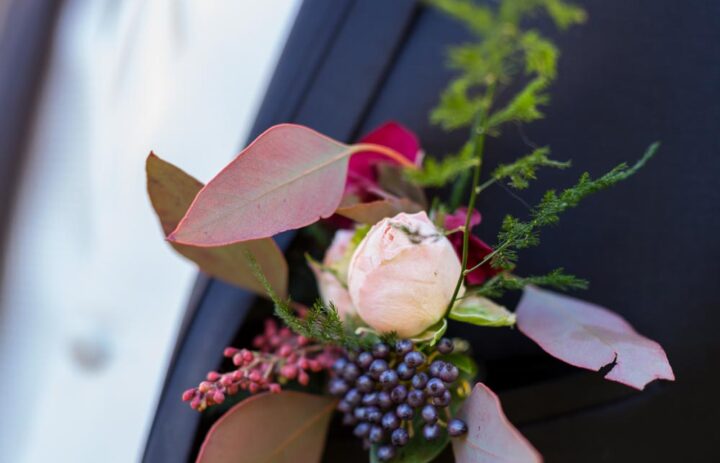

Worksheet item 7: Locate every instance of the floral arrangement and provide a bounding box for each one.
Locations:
[146,1,674,461]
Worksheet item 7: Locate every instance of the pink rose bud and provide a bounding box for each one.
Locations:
[298,370,310,386]
[212,390,225,404]
[311,229,358,320]
[198,381,212,393]
[241,349,254,363]
[268,383,282,394]
[280,363,298,380]
[298,357,310,370]
[278,344,293,357]
[347,211,462,337]
[190,397,201,410]
[223,347,239,358]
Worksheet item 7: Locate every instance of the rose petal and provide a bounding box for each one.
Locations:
[448,233,499,286]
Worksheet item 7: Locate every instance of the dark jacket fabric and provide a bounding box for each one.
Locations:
[143,0,719,461]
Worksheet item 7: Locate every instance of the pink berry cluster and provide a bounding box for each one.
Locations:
[182,319,339,411]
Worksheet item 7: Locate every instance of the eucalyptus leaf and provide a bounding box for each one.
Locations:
[146,153,288,297]
[450,296,516,327]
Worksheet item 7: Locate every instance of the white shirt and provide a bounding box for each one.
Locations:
[0,1,300,461]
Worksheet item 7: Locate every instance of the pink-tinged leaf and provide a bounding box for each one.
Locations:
[146,153,288,297]
[336,197,423,224]
[452,383,542,463]
[516,285,674,390]
[169,124,352,246]
[196,391,336,463]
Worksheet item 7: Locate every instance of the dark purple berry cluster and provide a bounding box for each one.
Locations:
[329,338,468,461]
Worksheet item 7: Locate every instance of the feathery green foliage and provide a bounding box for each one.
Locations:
[246,252,367,349]
[488,147,569,190]
[489,142,660,270]
[472,268,588,298]
[414,0,585,192]
[406,142,478,188]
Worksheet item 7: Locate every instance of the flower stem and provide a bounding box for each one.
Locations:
[350,143,418,169]
[445,84,496,315]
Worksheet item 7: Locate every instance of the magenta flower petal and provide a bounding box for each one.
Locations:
[444,207,482,231]
[446,208,498,286]
[347,121,421,190]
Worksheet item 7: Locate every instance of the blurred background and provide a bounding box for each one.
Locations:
[0,0,301,461]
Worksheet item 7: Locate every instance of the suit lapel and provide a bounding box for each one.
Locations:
[142,1,418,461]
[0,0,63,282]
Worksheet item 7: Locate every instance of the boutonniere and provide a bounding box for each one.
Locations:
[146,1,673,461]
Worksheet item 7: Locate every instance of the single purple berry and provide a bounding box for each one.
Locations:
[381,411,400,430]
[391,427,409,446]
[407,389,425,407]
[362,392,379,406]
[390,385,408,403]
[396,362,415,380]
[379,369,399,389]
[411,372,429,389]
[439,364,459,383]
[329,378,349,396]
[421,404,438,423]
[423,423,441,441]
[369,425,385,443]
[333,357,348,373]
[428,360,445,378]
[376,445,396,461]
[431,389,452,407]
[354,407,368,421]
[426,378,446,397]
[353,422,370,438]
[343,363,361,382]
[404,351,426,368]
[337,400,352,413]
[448,418,468,437]
[377,391,393,409]
[356,374,374,393]
[395,339,413,355]
[357,351,374,369]
[369,359,389,379]
[344,388,362,405]
[372,342,390,359]
[396,403,414,420]
[437,337,454,354]
[366,407,382,423]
